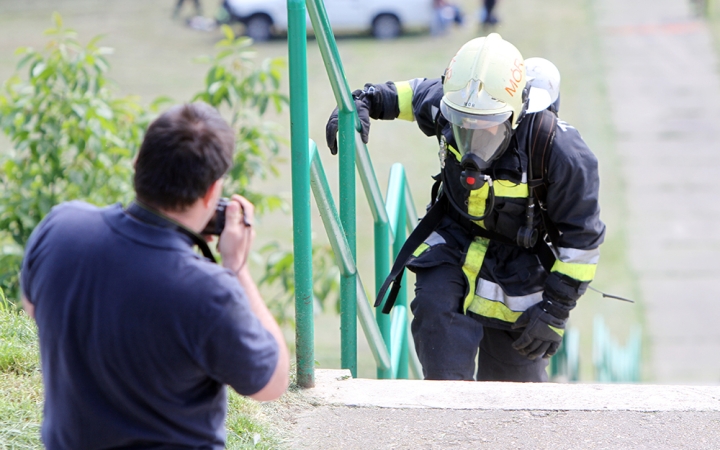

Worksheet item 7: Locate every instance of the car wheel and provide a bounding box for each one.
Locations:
[372,14,401,40]
[245,15,272,42]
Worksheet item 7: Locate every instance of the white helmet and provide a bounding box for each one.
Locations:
[525,57,561,113]
[440,34,528,167]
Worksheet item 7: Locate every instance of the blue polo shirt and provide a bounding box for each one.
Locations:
[21,201,279,449]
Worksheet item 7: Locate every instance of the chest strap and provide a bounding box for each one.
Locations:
[374,196,447,314]
[375,194,557,315]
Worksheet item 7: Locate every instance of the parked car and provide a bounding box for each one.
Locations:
[223,0,434,41]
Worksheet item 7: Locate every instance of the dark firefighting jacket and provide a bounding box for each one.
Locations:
[368,77,605,330]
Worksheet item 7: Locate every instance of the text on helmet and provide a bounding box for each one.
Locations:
[505,59,525,97]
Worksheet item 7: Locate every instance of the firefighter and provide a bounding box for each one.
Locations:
[326,34,605,382]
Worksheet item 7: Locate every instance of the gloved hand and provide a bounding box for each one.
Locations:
[325,91,371,155]
[511,300,567,360]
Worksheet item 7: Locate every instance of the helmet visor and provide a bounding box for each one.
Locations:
[441,101,512,166]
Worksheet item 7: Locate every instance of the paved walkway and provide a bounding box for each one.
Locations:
[281,370,720,449]
[595,0,720,383]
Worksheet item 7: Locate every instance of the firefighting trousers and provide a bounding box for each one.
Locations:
[409,262,549,382]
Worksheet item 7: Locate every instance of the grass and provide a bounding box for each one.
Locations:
[0,372,43,450]
[0,300,42,449]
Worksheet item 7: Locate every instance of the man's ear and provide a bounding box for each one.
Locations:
[202,179,223,208]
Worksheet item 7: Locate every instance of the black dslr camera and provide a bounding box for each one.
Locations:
[201,197,229,235]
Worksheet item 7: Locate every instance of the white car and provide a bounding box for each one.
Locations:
[223,0,434,41]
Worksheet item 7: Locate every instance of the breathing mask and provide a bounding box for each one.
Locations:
[440,100,512,190]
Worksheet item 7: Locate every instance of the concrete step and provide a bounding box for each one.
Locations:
[283,369,720,449]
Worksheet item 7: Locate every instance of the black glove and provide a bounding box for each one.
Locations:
[325,91,371,155]
[511,300,568,360]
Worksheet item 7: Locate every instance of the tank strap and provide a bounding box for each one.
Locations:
[528,109,560,247]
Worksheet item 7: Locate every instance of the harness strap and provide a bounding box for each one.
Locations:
[374,196,447,313]
[446,204,556,273]
[377,110,559,314]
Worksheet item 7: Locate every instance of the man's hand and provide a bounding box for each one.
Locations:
[511,301,566,360]
[218,195,255,274]
[216,196,289,401]
[325,94,371,155]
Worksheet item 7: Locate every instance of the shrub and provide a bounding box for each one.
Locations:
[0,15,339,323]
[0,13,149,299]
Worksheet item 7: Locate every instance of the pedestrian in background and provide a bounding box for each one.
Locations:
[432,0,464,36]
[481,0,499,26]
[173,0,203,18]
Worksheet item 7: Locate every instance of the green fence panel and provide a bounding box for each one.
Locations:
[593,315,642,382]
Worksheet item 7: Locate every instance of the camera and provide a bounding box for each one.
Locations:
[201,197,229,235]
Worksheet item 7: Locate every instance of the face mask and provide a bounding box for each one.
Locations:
[440,101,513,187]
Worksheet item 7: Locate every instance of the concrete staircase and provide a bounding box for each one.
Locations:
[284,369,720,449]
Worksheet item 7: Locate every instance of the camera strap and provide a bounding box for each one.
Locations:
[126,200,217,263]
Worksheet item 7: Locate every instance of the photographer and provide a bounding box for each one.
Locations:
[21,102,289,449]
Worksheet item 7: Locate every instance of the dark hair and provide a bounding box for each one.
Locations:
[134,102,234,211]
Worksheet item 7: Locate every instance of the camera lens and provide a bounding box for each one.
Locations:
[201,198,229,235]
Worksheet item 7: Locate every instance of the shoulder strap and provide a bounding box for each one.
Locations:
[528,109,557,206]
[527,110,560,248]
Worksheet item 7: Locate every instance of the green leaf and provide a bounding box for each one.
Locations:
[221,24,235,42]
[52,12,63,29]
[30,62,46,78]
[15,53,37,71]
[87,34,107,49]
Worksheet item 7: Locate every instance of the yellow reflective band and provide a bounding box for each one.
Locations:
[412,242,429,257]
[468,185,490,228]
[549,325,565,337]
[493,180,529,198]
[395,81,415,122]
[447,144,461,161]
[467,298,523,323]
[551,260,597,282]
[461,237,489,312]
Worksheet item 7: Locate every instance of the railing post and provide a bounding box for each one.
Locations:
[375,221,392,379]
[339,110,357,377]
[394,172,409,379]
[288,0,314,388]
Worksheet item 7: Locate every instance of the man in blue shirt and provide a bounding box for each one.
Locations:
[21,102,289,449]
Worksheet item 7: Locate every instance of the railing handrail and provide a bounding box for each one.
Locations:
[287,0,422,382]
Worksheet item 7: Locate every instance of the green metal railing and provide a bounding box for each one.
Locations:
[288,0,314,388]
[549,328,580,382]
[549,316,642,382]
[288,0,642,387]
[593,316,642,382]
[289,0,421,386]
